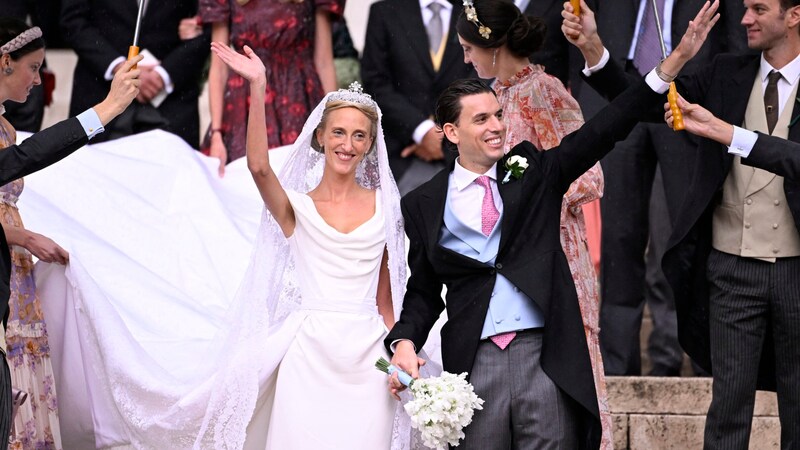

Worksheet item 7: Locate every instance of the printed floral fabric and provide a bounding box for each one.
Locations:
[494,64,613,449]
[199,0,344,161]
[0,117,61,450]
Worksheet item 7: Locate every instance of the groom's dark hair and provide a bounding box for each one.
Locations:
[435,79,496,152]
[434,78,496,128]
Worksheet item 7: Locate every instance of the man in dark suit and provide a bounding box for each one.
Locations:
[385,42,699,444]
[61,0,209,148]
[361,0,474,195]
[571,0,747,376]
[0,56,141,449]
[567,0,800,445]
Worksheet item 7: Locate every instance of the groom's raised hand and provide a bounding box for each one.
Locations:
[388,340,426,400]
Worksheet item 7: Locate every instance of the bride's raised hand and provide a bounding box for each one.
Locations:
[210,42,266,85]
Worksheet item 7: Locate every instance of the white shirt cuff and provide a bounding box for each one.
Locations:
[104,56,126,81]
[77,109,105,140]
[645,70,670,94]
[412,120,436,144]
[389,339,416,354]
[727,126,758,158]
[153,65,174,94]
[582,47,610,76]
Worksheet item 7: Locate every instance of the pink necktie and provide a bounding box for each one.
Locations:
[474,176,499,236]
[475,176,516,349]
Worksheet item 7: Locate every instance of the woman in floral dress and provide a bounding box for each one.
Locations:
[0,18,67,449]
[456,0,612,447]
[199,0,343,175]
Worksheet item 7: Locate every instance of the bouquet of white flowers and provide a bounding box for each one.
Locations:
[376,357,484,449]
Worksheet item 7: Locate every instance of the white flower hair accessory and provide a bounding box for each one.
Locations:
[502,155,528,184]
[463,0,492,40]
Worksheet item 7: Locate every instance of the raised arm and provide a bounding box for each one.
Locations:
[563,0,721,100]
[207,23,231,176]
[0,55,141,185]
[211,43,295,236]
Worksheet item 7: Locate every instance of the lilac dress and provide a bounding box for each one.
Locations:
[0,116,62,449]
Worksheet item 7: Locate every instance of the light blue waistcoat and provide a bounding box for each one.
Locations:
[440,193,545,339]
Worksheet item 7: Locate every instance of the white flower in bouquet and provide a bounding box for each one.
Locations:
[376,358,484,449]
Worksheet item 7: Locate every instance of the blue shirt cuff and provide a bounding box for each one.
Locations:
[728,126,758,158]
[77,109,105,140]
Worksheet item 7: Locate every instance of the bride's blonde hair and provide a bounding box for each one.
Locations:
[311,100,379,154]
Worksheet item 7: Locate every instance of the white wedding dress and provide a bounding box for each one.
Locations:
[242,189,395,449]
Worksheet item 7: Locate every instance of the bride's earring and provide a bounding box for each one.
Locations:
[492,49,497,69]
[3,66,12,75]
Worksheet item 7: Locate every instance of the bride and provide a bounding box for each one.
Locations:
[193,43,412,449]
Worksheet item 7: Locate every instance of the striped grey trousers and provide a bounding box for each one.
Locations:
[459,329,579,450]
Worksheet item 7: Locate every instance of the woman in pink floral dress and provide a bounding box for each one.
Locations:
[199,0,343,175]
[0,18,67,449]
[457,0,612,447]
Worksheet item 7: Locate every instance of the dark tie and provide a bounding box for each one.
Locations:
[427,3,443,53]
[765,70,782,134]
[632,0,666,76]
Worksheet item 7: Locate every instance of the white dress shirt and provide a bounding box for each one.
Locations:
[449,159,503,233]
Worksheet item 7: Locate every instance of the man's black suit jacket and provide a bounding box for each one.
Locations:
[387,79,663,448]
[61,0,209,148]
[0,119,89,325]
[361,0,474,180]
[585,53,800,390]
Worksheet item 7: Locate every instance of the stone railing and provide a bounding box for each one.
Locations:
[607,377,780,449]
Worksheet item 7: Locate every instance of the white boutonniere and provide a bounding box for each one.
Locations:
[502,155,528,184]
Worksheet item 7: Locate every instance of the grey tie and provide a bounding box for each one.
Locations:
[427,3,443,53]
[632,0,666,75]
[765,70,782,134]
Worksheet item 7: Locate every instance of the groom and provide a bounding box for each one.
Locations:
[386,75,673,448]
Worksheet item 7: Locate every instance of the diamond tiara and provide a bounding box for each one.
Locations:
[328,82,378,110]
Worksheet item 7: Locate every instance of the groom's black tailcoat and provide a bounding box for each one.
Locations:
[387,80,663,449]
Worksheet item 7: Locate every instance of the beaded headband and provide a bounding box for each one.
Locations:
[0,27,42,55]
[463,0,491,39]
[327,82,378,110]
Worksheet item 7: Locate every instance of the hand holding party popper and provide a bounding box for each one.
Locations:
[570,0,581,16]
[128,0,146,69]
[649,0,684,130]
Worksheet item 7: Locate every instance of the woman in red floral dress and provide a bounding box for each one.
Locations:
[200,0,342,175]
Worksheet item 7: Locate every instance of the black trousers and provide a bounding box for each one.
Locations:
[0,355,10,450]
[598,122,695,375]
[704,250,800,450]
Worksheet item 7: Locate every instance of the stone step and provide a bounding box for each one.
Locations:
[607,377,780,449]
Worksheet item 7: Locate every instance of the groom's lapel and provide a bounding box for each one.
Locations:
[497,153,523,254]
[419,165,452,249]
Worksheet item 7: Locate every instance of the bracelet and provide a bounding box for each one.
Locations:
[655,60,677,84]
[210,128,223,136]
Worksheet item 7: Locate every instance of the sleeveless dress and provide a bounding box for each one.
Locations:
[0,117,62,449]
[244,189,396,449]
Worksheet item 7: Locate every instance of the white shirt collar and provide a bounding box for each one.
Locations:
[452,158,497,191]
[419,0,452,12]
[760,52,800,86]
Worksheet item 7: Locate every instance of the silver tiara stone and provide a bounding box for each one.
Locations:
[0,27,42,55]
[328,81,378,109]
